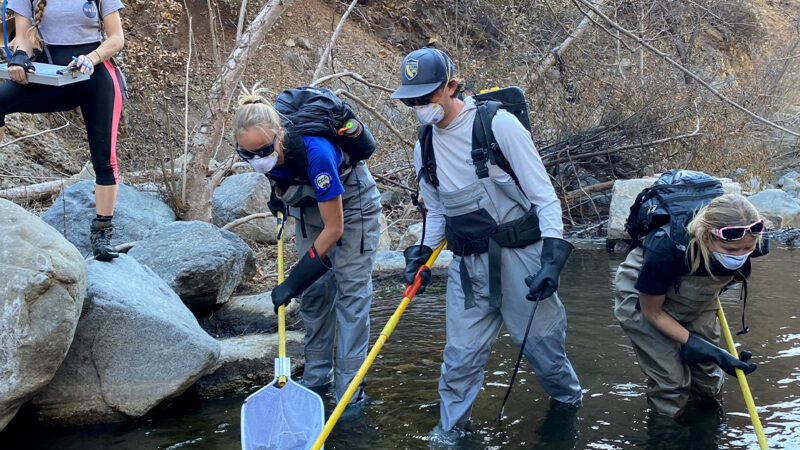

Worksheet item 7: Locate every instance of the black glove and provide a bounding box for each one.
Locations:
[403,244,432,294]
[267,189,287,219]
[9,50,35,73]
[680,333,757,376]
[526,238,574,301]
[271,245,331,314]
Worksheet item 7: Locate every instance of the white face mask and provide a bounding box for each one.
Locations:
[413,103,445,125]
[713,250,753,270]
[248,152,279,174]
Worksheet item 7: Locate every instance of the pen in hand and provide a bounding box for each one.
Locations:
[71,56,93,71]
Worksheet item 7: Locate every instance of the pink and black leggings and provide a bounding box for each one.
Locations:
[0,42,124,185]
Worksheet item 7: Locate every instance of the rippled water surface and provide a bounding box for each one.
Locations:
[3,248,799,449]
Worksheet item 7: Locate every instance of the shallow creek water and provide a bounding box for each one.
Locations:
[2,248,799,449]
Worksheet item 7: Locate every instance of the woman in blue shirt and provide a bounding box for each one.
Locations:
[232,87,381,415]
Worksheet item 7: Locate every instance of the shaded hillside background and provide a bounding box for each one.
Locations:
[1,0,799,227]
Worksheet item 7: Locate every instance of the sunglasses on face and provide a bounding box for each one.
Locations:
[400,83,446,107]
[235,133,278,161]
[709,219,765,241]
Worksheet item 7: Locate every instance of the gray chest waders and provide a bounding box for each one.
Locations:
[438,170,541,309]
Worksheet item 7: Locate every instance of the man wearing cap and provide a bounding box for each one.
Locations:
[392,48,582,444]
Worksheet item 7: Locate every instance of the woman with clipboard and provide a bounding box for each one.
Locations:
[1,0,126,261]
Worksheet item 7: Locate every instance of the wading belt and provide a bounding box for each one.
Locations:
[447,210,541,308]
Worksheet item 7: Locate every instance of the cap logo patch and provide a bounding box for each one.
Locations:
[315,173,332,191]
[404,58,419,80]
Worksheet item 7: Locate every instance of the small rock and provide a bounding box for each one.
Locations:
[296,38,312,50]
[380,190,403,206]
[284,38,295,47]
[397,223,424,249]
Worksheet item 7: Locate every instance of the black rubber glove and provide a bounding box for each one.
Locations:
[9,50,35,73]
[680,333,757,376]
[271,245,331,314]
[267,189,287,219]
[403,244,432,294]
[526,238,574,301]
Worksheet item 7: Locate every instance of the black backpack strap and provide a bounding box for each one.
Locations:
[417,124,438,188]
[472,101,522,187]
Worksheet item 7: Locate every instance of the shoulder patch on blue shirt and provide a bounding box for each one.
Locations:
[315,172,332,191]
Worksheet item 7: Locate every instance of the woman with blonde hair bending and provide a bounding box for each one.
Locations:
[614,193,767,418]
[232,86,381,417]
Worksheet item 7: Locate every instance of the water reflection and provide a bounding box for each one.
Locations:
[1,248,798,449]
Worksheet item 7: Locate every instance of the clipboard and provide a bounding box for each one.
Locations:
[0,62,90,86]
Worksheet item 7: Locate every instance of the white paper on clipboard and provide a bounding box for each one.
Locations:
[0,62,91,86]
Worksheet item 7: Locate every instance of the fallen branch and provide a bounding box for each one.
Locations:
[371,173,416,194]
[563,180,615,202]
[0,178,80,201]
[573,0,800,138]
[312,0,360,83]
[222,212,269,231]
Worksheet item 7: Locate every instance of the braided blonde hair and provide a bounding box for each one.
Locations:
[232,83,285,145]
[686,193,762,275]
[25,0,47,51]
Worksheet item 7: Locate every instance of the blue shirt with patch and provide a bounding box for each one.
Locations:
[269,136,344,202]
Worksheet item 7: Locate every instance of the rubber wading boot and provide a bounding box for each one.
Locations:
[90,218,119,261]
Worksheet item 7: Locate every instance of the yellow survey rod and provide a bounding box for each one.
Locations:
[311,241,447,450]
[716,298,768,449]
[276,212,287,386]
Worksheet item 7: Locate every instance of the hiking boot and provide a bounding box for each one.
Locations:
[90,218,119,261]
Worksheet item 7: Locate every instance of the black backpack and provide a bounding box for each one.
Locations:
[625,169,725,250]
[418,86,531,189]
[274,86,376,164]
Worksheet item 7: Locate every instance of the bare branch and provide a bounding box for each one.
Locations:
[312,71,394,93]
[573,0,800,137]
[0,122,69,149]
[236,0,249,41]
[544,108,702,167]
[181,15,193,205]
[371,173,416,194]
[222,212,269,231]
[521,0,606,87]
[312,0,360,83]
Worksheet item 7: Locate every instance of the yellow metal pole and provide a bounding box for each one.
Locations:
[716,298,768,449]
[310,241,446,450]
[276,212,287,386]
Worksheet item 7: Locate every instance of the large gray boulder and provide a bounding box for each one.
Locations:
[212,172,294,243]
[0,199,86,431]
[31,255,220,425]
[747,189,800,228]
[607,176,741,240]
[128,221,256,310]
[41,181,176,258]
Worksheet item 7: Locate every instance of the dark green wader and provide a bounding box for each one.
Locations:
[613,247,734,418]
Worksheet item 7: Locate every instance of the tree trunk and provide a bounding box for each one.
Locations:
[178,0,294,221]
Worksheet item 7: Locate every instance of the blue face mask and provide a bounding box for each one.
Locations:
[712,250,753,270]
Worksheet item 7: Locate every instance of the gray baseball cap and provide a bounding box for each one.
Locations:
[390,48,455,99]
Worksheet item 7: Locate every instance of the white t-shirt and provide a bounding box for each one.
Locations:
[9,0,124,46]
[414,97,564,247]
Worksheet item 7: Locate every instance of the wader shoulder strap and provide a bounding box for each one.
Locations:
[417,124,438,188]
